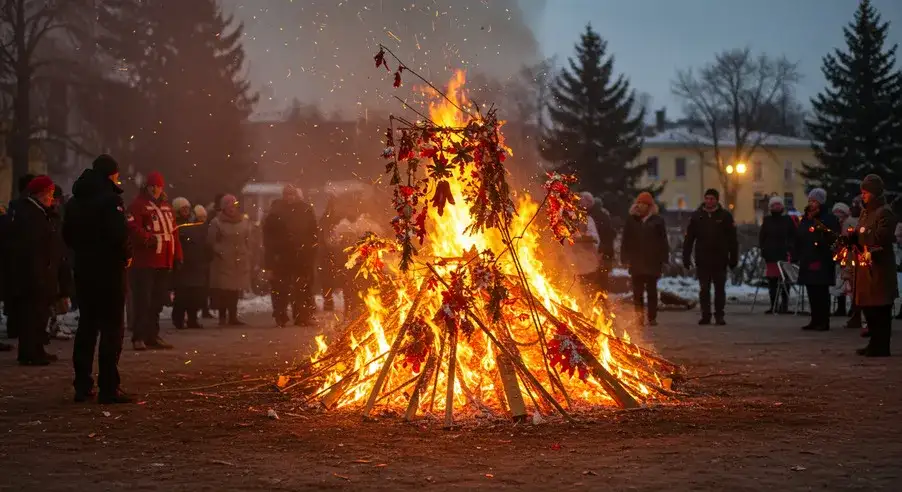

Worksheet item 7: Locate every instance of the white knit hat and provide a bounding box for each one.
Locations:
[172,196,191,211]
[193,204,207,221]
[832,202,850,215]
[768,195,784,208]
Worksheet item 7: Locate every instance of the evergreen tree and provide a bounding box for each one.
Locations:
[97,0,258,200]
[802,0,902,202]
[540,25,655,217]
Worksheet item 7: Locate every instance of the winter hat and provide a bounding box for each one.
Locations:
[194,204,208,221]
[220,194,238,211]
[861,174,885,196]
[172,197,191,211]
[92,154,119,177]
[768,195,784,208]
[145,171,164,188]
[578,191,595,209]
[636,191,655,206]
[25,175,54,195]
[832,202,850,216]
[807,188,827,206]
[704,188,719,200]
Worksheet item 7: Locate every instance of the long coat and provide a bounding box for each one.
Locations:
[207,215,252,292]
[854,201,899,307]
[262,198,318,273]
[621,208,669,277]
[795,207,840,286]
[9,197,71,300]
[759,212,796,263]
[173,221,209,289]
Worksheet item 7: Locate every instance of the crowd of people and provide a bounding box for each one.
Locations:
[0,154,370,404]
[583,177,900,357]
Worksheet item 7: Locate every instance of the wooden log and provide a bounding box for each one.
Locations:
[580,351,639,409]
[495,351,527,422]
[362,280,430,417]
[404,353,436,421]
[444,327,458,428]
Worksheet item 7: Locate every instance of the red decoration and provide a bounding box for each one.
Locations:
[431,180,455,216]
[547,323,591,380]
[543,172,587,245]
[401,317,434,373]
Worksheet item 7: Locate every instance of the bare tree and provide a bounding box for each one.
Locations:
[671,48,801,210]
[0,0,86,196]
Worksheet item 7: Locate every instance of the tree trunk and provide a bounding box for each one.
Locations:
[11,71,32,199]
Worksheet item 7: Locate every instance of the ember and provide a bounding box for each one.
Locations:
[280,48,680,424]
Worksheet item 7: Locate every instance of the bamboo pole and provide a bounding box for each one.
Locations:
[495,350,527,421]
[404,352,436,421]
[444,327,458,428]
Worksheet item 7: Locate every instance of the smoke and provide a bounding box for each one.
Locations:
[220,0,546,118]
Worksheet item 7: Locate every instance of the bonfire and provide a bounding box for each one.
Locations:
[279,47,680,425]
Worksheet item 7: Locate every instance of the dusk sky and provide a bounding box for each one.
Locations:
[226,0,902,121]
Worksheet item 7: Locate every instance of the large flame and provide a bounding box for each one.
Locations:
[302,71,671,417]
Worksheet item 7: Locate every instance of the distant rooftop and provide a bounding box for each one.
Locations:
[644,127,816,149]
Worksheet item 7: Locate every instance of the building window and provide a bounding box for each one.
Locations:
[784,161,793,182]
[753,192,767,212]
[646,156,659,179]
[753,160,763,182]
[675,157,687,179]
[784,192,795,211]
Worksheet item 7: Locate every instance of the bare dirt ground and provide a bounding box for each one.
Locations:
[2,307,902,491]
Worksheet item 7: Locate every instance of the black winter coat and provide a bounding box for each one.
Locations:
[8,197,71,300]
[854,199,899,307]
[173,220,209,289]
[759,212,796,263]
[795,207,840,286]
[63,169,131,291]
[263,198,318,272]
[682,204,738,270]
[621,213,669,277]
[588,203,616,264]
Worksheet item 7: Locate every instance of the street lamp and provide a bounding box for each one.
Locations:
[724,162,747,212]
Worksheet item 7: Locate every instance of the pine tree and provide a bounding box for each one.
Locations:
[540,25,654,217]
[802,0,902,202]
[97,0,258,201]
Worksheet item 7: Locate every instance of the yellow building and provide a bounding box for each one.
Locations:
[637,128,818,224]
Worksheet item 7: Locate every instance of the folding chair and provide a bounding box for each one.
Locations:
[776,261,806,314]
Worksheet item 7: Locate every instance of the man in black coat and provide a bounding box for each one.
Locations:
[795,188,840,331]
[2,173,35,340]
[759,195,796,313]
[621,192,669,326]
[852,175,898,356]
[263,184,319,327]
[683,188,738,325]
[64,155,133,404]
[8,175,71,365]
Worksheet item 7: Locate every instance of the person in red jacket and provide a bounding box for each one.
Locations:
[127,171,182,350]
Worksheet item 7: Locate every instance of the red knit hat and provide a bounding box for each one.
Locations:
[145,171,164,187]
[636,191,655,206]
[25,175,54,195]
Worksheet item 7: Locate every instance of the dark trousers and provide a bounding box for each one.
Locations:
[805,284,831,328]
[630,274,659,322]
[214,289,240,322]
[767,277,789,311]
[698,266,727,319]
[16,295,50,362]
[4,298,20,339]
[834,295,847,316]
[271,270,315,323]
[129,268,169,343]
[73,281,125,395]
[862,305,893,355]
[172,286,204,327]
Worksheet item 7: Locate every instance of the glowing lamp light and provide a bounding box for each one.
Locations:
[736,162,748,174]
[725,164,734,174]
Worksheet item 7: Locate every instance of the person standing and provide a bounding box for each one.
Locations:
[65,155,133,403]
[171,199,207,329]
[852,175,898,356]
[845,197,865,329]
[682,189,738,325]
[621,192,668,326]
[8,176,71,365]
[263,185,318,327]
[759,196,796,314]
[194,204,214,320]
[795,188,840,331]
[208,194,252,325]
[127,171,180,350]
[2,174,35,341]
[831,202,852,316]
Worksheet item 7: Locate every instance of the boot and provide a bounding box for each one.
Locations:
[698,317,711,325]
[715,317,726,326]
[832,297,847,317]
[146,337,173,349]
[98,389,135,405]
[74,388,96,403]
